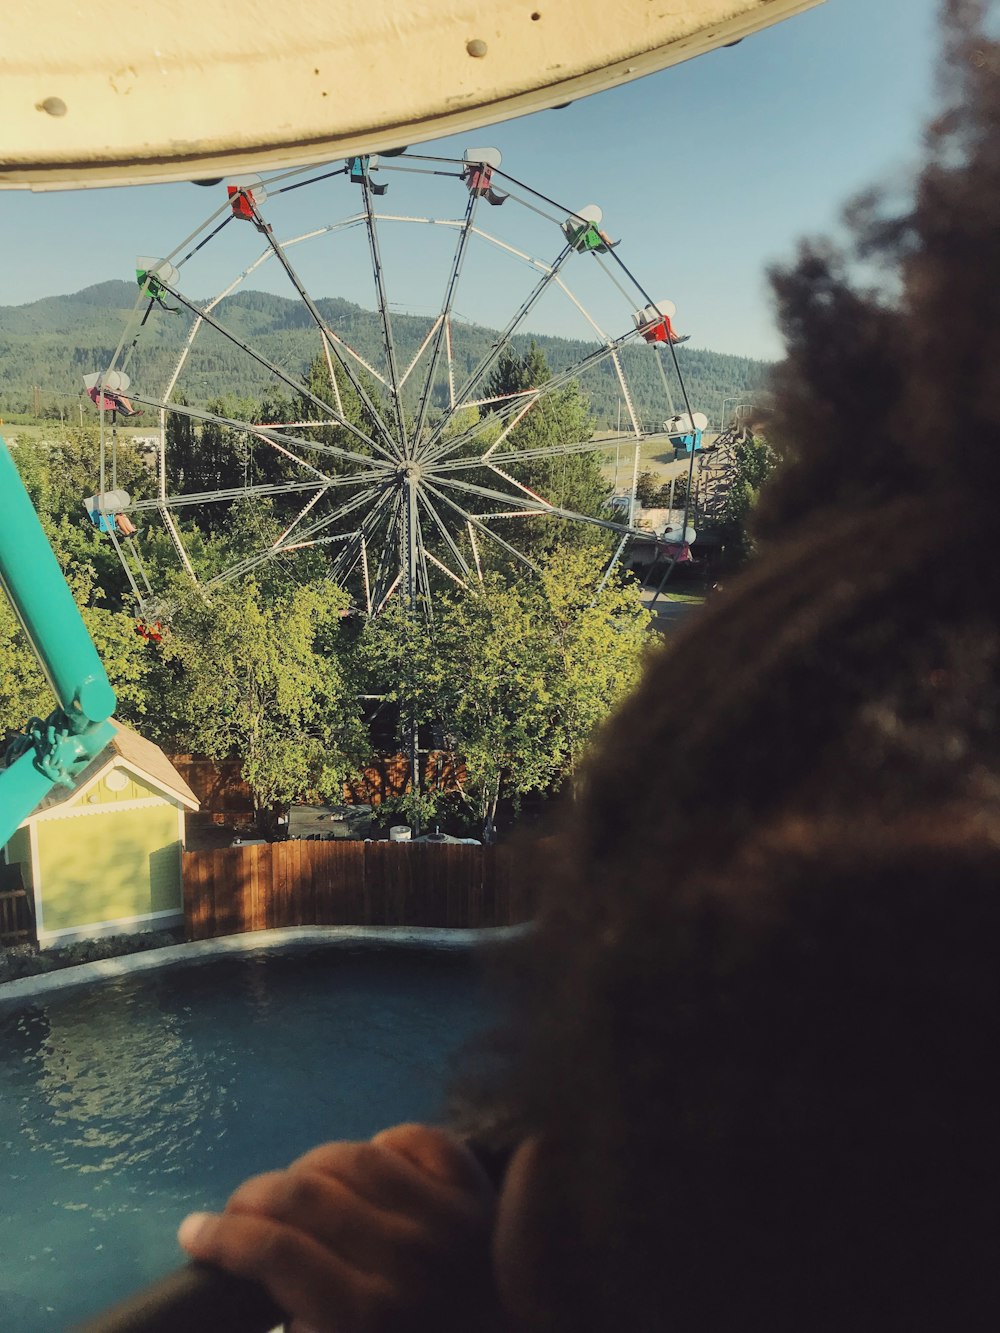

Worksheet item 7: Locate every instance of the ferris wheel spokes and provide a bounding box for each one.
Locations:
[408,183,480,450]
[123,479,332,512]
[149,277,394,461]
[130,394,395,475]
[420,478,541,577]
[421,242,576,459]
[426,471,647,544]
[415,487,476,584]
[359,175,413,456]
[422,330,641,473]
[201,478,388,591]
[237,188,402,459]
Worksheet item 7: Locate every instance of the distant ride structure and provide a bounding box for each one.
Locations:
[85,150,705,619]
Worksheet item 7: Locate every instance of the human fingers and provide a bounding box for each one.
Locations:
[177,1208,392,1333]
[291,1129,496,1228]
[180,1130,500,1333]
[223,1164,451,1280]
[371,1123,497,1202]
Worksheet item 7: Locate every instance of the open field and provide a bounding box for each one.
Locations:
[0,421,154,445]
[596,430,719,487]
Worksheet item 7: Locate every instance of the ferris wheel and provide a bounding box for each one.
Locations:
[85,148,704,620]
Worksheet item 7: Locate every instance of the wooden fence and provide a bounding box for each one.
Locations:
[184,841,534,941]
[0,887,35,947]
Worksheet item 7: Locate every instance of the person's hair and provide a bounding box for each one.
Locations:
[458,3,1000,1328]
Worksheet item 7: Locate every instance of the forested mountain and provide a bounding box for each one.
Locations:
[0,282,771,429]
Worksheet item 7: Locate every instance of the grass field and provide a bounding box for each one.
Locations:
[1,421,155,444]
[596,430,717,487]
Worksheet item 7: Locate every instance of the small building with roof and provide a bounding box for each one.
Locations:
[2,723,198,947]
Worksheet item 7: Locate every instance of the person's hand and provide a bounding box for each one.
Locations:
[177,1123,502,1333]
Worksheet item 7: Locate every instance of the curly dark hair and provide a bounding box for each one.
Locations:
[458,4,1000,1329]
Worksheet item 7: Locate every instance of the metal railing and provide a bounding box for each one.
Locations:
[73,1139,511,1331]
[73,1265,284,1333]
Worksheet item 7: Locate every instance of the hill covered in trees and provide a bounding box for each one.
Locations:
[1,282,771,430]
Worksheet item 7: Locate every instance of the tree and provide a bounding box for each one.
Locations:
[721,430,778,562]
[0,547,155,739]
[431,577,562,835]
[479,344,610,558]
[157,579,366,816]
[351,554,652,836]
[536,546,652,790]
[296,351,382,455]
[0,598,51,738]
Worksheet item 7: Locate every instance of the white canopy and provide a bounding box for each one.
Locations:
[1,1,824,188]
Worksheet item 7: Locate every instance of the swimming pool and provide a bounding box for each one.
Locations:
[0,942,493,1329]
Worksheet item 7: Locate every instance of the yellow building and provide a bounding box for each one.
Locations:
[2,725,198,947]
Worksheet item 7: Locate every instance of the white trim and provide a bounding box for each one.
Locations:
[177,805,186,886]
[36,907,184,949]
[34,794,182,823]
[19,757,199,827]
[29,821,43,936]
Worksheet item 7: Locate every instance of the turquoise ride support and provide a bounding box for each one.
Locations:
[0,436,117,843]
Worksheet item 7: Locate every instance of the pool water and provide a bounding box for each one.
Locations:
[0,944,492,1330]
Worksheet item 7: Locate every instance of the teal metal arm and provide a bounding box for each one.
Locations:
[0,436,117,843]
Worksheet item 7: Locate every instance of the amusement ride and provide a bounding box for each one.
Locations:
[83,148,705,624]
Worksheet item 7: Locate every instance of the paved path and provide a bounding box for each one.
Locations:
[639,588,706,632]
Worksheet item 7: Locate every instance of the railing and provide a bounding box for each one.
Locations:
[73,1140,512,1331]
[73,1265,284,1333]
[0,885,35,946]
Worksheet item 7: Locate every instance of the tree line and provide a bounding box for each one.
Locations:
[0,282,770,432]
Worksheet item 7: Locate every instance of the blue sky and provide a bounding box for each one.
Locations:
[1,0,942,359]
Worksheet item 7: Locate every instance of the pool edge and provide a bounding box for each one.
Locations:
[0,925,529,1006]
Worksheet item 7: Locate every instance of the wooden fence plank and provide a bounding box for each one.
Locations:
[310,841,362,924]
[181,840,535,939]
[447,845,478,928]
[403,845,440,926]
[480,846,499,928]
[182,851,204,940]
[363,843,411,925]
[217,848,248,936]
[297,842,317,927]
[284,839,301,927]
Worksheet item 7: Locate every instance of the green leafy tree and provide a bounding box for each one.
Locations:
[353,555,651,835]
[0,556,154,738]
[633,471,691,510]
[0,599,51,738]
[721,430,778,562]
[537,546,652,790]
[479,344,609,558]
[157,579,365,816]
[296,352,381,454]
[432,577,561,835]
